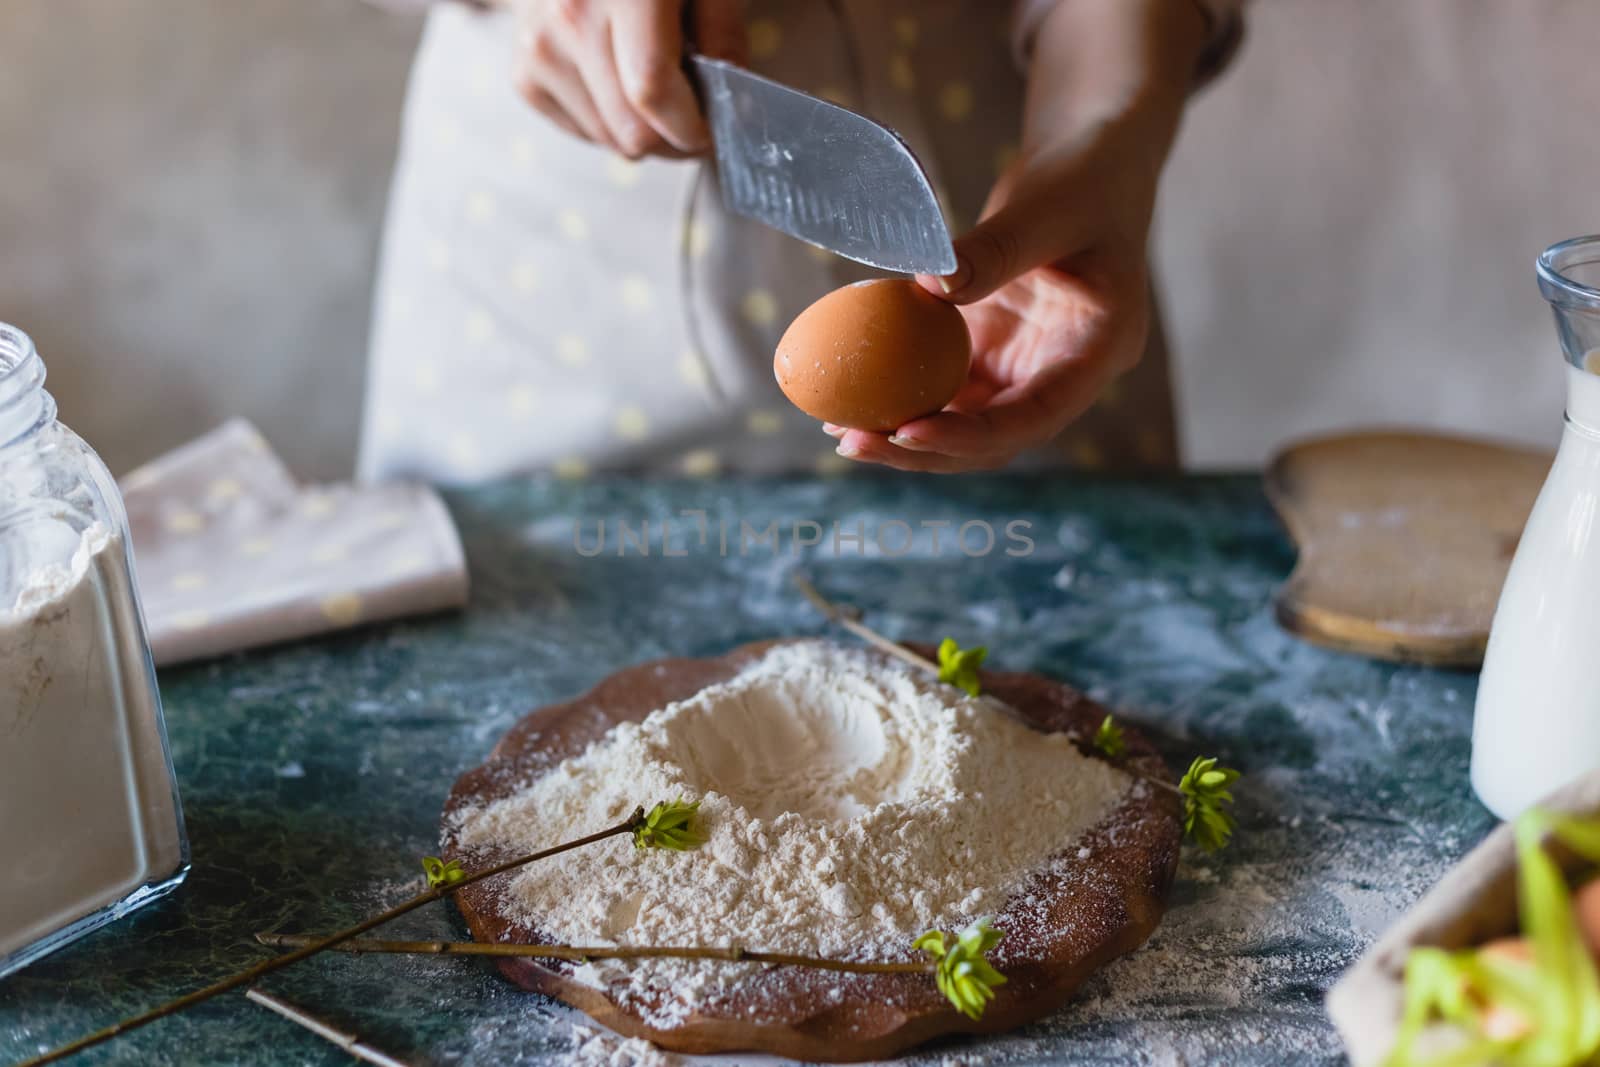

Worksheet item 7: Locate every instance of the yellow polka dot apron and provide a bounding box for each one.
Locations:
[358,0,1178,484]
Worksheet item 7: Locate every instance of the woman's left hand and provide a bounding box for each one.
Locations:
[829,147,1154,473]
[828,0,1208,473]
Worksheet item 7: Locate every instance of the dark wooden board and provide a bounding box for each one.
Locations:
[441,640,1182,1062]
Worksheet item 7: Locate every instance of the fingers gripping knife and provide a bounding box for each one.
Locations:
[687,54,957,277]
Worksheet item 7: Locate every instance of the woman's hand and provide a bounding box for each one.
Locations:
[830,125,1164,473]
[508,0,747,158]
[829,0,1209,473]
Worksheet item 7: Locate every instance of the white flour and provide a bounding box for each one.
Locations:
[450,641,1131,1025]
[568,1022,682,1066]
[0,523,185,961]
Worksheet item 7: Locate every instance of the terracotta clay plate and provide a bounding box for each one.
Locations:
[441,640,1182,1063]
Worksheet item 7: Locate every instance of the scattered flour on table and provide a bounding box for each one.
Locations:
[568,1023,681,1066]
[449,640,1132,1028]
[564,1017,994,1067]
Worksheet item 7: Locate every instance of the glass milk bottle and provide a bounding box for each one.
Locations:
[1472,236,1600,819]
[0,323,189,977]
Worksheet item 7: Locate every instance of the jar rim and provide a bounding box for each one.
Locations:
[0,323,50,447]
[1538,235,1600,311]
[0,323,38,381]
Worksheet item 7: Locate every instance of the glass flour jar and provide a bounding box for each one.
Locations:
[0,322,189,977]
[1472,236,1600,819]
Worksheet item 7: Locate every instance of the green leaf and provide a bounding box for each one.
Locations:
[1092,715,1125,758]
[917,918,1007,1020]
[421,855,465,888]
[936,638,987,698]
[1177,756,1240,853]
[633,797,705,852]
[1542,813,1600,864]
[1384,949,1507,1067]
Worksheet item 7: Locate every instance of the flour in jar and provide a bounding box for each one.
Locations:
[0,523,186,962]
[448,640,1133,1023]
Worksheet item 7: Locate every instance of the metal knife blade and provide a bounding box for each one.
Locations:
[689,55,956,276]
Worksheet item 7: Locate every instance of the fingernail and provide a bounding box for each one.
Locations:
[822,423,845,438]
[836,442,857,458]
[937,255,971,296]
[888,434,923,450]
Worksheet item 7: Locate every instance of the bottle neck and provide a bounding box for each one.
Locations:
[1566,363,1600,436]
[0,323,56,448]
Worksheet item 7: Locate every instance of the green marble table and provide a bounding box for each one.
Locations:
[0,475,1496,1066]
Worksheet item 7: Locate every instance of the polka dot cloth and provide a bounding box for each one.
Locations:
[121,420,469,667]
[556,335,589,366]
[741,290,779,328]
[510,260,539,293]
[558,210,589,241]
[748,19,782,59]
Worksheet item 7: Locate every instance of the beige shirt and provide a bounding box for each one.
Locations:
[358,1,1240,484]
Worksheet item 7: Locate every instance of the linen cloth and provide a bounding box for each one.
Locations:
[121,419,468,665]
[357,0,1241,484]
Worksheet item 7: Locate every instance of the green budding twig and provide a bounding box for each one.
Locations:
[21,806,658,1065]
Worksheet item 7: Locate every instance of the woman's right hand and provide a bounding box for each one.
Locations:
[509,0,747,159]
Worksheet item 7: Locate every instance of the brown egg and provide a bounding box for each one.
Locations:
[1475,937,1534,1041]
[774,278,971,433]
[1476,936,1532,968]
[1576,877,1600,958]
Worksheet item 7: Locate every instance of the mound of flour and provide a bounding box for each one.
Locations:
[449,641,1131,1023]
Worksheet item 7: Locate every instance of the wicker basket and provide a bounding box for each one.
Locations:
[1327,769,1600,1065]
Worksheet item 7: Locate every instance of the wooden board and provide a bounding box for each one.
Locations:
[1265,430,1551,668]
[441,639,1182,1062]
